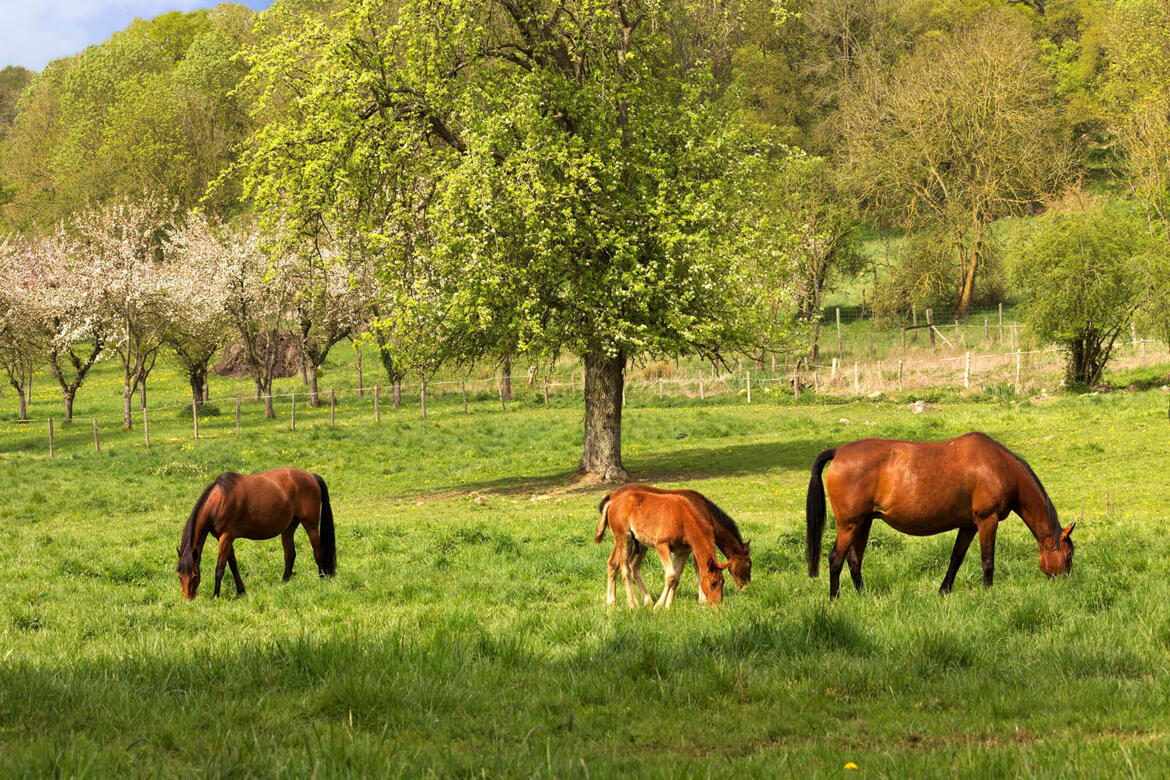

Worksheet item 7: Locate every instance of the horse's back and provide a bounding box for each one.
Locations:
[828,433,1016,534]
[224,468,320,539]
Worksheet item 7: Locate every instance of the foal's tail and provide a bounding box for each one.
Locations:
[806,448,837,577]
[594,494,612,544]
[314,474,337,576]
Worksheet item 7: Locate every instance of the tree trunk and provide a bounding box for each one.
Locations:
[64,390,75,421]
[190,370,206,407]
[502,356,512,401]
[264,384,275,418]
[254,379,262,401]
[12,383,27,421]
[578,349,629,482]
[122,376,134,431]
[392,379,402,408]
[139,380,147,411]
[309,369,321,408]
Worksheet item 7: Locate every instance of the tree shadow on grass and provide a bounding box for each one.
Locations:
[416,438,827,501]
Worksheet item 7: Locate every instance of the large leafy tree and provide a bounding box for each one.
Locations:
[240,0,778,480]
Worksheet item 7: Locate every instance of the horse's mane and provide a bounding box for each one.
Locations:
[177,472,241,573]
[696,494,746,546]
[999,443,1061,539]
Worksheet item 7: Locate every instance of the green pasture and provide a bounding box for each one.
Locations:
[4,351,1170,776]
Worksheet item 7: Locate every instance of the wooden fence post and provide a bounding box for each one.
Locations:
[813,370,819,393]
[659,378,664,399]
[831,358,838,383]
[836,308,843,358]
[1016,350,1022,388]
[1131,322,1138,349]
[746,371,751,404]
[356,342,364,397]
[143,408,150,447]
[235,396,241,436]
[498,376,507,411]
[330,389,336,426]
[984,318,989,343]
[290,393,296,430]
[622,386,626,407]
[375,385,381,422]
[898,360,904,390]
[420,374,427,418]
[462,380,468,413]
[954,320,960,344]
[544,383,549,405]
[998,303,1004,343]
[699,371,704,400]
[912,306,918,327]
[92,418,100,452]
[867,332,874,361]
[192,401,199,439]
[793,370,800,401]
[926,309,935,347]
[48,418,54,458]
[964,352,971,389]
[853,362,859,393]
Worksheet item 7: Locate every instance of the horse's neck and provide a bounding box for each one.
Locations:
[1014,466,1056,548]
[711,523,744,556]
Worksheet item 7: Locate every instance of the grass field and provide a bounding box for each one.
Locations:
[5,349,1170,776]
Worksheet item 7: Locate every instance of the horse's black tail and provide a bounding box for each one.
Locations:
[806,449,837,577]
[314,474,337,576]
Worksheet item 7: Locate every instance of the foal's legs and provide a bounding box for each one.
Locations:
[619,536,639,608]
[939,525,977,595]
[281,524,298,583]
[630,546,654,607]
[846,518,873,593]
[606,544,620,606]
[213,535,237,598]
[977,518,999,588]
[652,545,686,611]
[694,557,707,603]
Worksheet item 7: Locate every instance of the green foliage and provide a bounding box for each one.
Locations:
[1008,199,1162,385]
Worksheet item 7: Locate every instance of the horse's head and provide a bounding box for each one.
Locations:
[1039,522,1075,577]
[177,545,202,600]
[728,542,751,589]
[703,558,729,604]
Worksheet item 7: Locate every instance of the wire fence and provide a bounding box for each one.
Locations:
[3,334,1167,458]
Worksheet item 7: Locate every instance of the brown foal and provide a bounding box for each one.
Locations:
[177,467,336,599]
[807,432,1074,599]
[608,483,750,601]
[595,488,729,609]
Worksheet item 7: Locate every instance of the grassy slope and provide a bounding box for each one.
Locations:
[4,347,1170,775]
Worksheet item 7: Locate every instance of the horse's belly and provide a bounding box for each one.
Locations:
[878,510,969,537]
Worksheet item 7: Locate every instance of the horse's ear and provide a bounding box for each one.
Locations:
[1062,521,1076,540]
[744,541,751,552]
[710,558,731,571]
[176,545,181,555]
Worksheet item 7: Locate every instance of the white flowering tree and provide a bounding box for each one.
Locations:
[33,227,110,422]
[0,236,48,420]
[74,195,175,430]
[288,247,364,406]
[168,214,233,405]
[217,220,295,419]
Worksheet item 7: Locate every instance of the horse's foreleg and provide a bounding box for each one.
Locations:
[977,520,998,588]
[694,558,706,603]
[227,551,245,596]
[282,526,297,583]
[652,545,682,611]
[665,550,690,609]
[213,535,235,598]
[939,526,977,595]
[847,519,873,593]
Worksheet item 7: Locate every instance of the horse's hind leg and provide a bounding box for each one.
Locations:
[282,523,298,583]
[619,536,639,609]
[301,518,327,578]
[939,525,977,595]
[213,535,236,598]
[828,527,856,600]
[846,519,873,593]
[630,545,654,607]
[606,544,621,606]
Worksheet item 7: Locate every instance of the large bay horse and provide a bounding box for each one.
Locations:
[595,487,729,609]
[177,468,336,599]
[807,432,1074,599]
[608,483,751,599]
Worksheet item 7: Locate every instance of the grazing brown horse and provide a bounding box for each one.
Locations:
[176,468,336,599]
[609,483,751,600]
[807,432,1075,599]
[595,488,729,609]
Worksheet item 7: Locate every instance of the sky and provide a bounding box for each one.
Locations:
[0,0,274,71]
